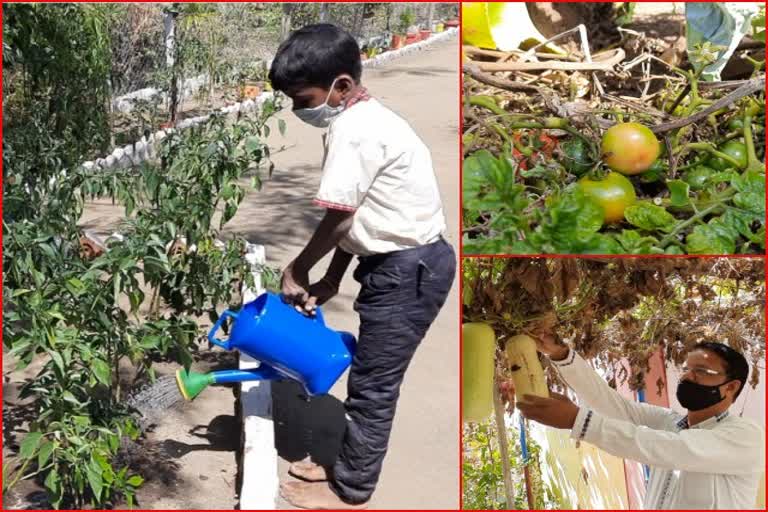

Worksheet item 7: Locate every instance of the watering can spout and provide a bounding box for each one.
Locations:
[175,365,282,401]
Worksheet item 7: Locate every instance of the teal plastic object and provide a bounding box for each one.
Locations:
[207,292,356,396]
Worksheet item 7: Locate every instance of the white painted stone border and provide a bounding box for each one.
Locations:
[81,92,275,173]
[361,27,458,68]
[238,243,279,509]
[112,73,209,114]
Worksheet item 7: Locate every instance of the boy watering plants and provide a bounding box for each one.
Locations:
[268,24,455,509]
[517,335,764,510]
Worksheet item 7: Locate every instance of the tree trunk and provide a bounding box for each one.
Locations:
[493,374,516,509]
[164,9,179,123]
[352,4,365,38]
[280,3,294,41]
[426,3,435,29]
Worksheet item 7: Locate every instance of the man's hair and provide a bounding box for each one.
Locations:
[693,342,750,399]
[269,24,362,92]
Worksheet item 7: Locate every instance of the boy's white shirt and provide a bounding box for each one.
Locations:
[315,98,446,256]
[551,349,764,510]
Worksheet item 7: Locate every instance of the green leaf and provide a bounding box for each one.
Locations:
[62,391,80,405]
[65,278,85,297]
[38,439,54,468]
[614,230,662,254]
[686,217,739,254]
[12,288,32,297]
[20,432,43,459]
[278,118,286,136]
[526,188,620,254]
[48,350,66,375]
[245,136,261,155]
[128,289,144,313]
[44,467,60,494]
[221,183,235,200]
[92,358,111,386]
[731,170,765,215]
[752,12,766,41]
[127,475,144,487]
[624,202,677,232]
[666,180,690,207]
[48,310,66,322]
[87,465,103,502]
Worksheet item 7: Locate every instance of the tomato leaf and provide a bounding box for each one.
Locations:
[731,170,765,215]
[666,180,690,207]
[614,230,663,254]
[624,202,677,233]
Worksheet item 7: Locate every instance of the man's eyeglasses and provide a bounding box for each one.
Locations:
[681,366,726,379]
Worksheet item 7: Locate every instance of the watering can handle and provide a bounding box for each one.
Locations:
[208,310,238,350]
[280,292,325,325]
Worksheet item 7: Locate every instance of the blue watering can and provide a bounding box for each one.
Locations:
[175,292,356,400]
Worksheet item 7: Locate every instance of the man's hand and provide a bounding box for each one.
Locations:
[281,262,310,309]
[527,312,569,361]
[516,392,580,430]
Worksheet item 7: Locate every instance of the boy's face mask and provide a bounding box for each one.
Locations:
[293,78,344,128]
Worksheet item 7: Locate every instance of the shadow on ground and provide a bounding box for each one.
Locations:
[271,380,347,467]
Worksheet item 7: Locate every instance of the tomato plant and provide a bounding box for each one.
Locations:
[463,39,765,255]
[511,131,558,171]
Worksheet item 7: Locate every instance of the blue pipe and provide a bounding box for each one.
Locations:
[519,414,530,462]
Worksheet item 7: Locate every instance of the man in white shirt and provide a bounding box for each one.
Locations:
[268,24,455,509]
[516,335,765,509]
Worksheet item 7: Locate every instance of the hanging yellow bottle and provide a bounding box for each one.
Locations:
[505,334,549,402]
[462,322,496,423]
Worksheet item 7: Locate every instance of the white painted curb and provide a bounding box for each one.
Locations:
[361,27,458,69]
[81,92,276,173]
[238,243,279,509]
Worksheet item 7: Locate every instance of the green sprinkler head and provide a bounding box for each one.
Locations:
[175,368,215,401]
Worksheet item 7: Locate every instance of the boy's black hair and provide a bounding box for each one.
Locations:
[269,24,362,92]
[693,342,750,399]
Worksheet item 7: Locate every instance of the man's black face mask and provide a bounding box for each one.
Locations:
[676,378,733,411]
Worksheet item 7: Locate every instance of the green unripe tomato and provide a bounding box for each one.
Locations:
[682,165,716,191]
[577,172,637,224]
[709,140,747,171]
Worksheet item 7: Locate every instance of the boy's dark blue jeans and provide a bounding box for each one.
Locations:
[329,238,456,504]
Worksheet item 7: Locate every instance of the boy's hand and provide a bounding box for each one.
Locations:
[281,262,310,307]
[306,277,339,311]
